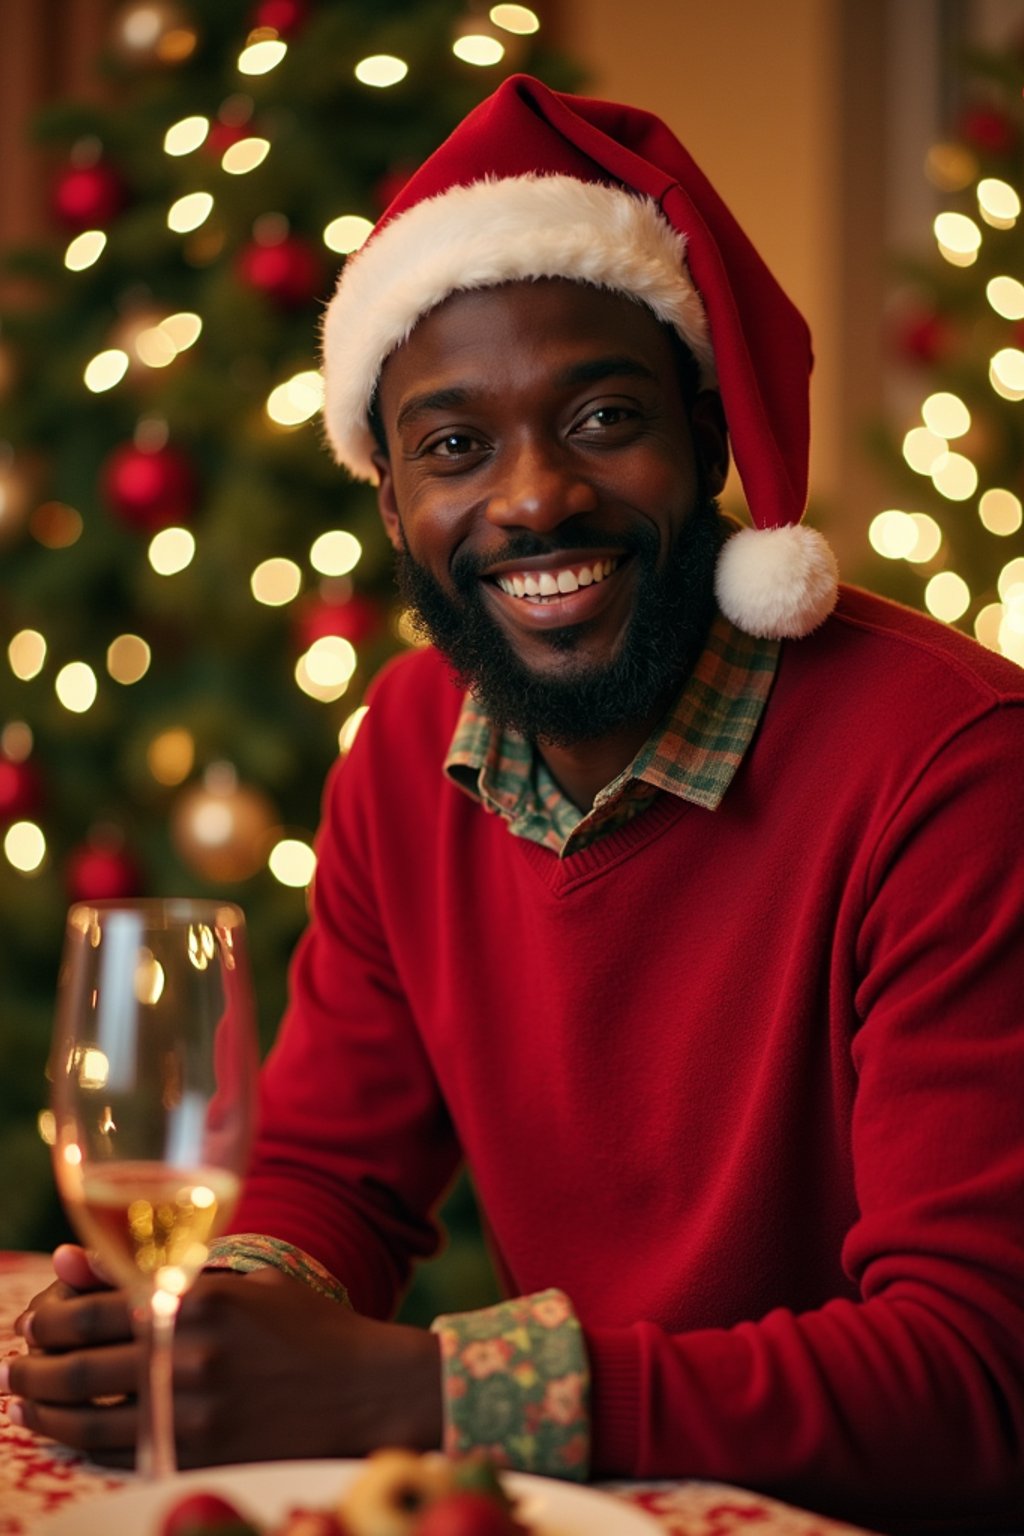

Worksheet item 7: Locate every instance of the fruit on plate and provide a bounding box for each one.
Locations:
[415,1491,527,1535]
[159,1490,261,1536]
[157,1451,527,1536]
[341,1449,452,1536]
[340,1452,525,1536]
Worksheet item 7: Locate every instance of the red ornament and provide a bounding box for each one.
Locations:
[65,841,143,903]
[294,592,380,651]
[237,234,325,308]
[0,756,43,825]
[102,441,198,531]
[891,307,954,366]
[52,160,127,230]
[957,105,1017,157]
[251,0,310,35]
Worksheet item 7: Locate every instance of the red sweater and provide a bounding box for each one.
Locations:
[235,588,1024,1530]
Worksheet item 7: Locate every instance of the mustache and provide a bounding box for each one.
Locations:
[451,523,657,592]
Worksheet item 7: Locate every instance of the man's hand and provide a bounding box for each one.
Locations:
[5,1246,442,1468]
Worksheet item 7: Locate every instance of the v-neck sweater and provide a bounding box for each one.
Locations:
[236,585,1024,1529]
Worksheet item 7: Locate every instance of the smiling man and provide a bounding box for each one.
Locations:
[10,75,1024,1533]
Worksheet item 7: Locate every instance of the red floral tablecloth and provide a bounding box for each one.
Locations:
[0,1252,876,1535]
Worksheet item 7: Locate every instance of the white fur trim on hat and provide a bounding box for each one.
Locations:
[714,524,839,640]
[321,174,715,482]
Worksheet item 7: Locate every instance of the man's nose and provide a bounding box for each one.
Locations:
[485,441,598,532]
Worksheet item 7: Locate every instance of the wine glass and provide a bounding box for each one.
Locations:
[49,898,259,1479]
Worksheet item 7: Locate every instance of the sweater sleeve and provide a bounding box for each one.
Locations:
[582,705,1024,1532]
[228,729,463,1318]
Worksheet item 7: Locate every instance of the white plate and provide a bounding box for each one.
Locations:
[37,1458,662,1535]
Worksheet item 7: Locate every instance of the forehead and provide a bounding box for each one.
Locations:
[376,278,677,406]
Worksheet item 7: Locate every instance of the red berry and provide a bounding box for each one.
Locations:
[160,1491,258,1536]
[415,1491,523,1536]
[276,1508,349,1536]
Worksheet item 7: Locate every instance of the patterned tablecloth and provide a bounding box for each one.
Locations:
[0,1252,877,1535]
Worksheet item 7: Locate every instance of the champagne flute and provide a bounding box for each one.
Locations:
[50,898,259,1479]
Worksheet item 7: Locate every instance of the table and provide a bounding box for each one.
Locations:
[0,1252,877,1535]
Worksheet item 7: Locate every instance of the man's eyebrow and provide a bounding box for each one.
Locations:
[557,355,658,388]
[393,356,657,432]
[395,387,473,432]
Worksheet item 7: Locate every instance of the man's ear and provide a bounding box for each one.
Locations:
[371,450,403,552]
[690,390,730,497]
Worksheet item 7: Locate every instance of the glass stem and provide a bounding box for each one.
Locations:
[132,1289,180,1479]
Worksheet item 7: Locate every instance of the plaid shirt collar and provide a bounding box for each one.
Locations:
[444,610,779,857]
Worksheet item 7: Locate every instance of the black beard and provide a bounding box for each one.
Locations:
[393,496,724,747]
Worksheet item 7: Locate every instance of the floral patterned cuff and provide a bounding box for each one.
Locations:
[205,1232,351,1306]
[431,1288,590,1481]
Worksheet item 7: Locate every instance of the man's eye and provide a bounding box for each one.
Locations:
[428,432,482,457]
[577,405,634,431]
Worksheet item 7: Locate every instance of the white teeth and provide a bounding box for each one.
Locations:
[495,557,619,600]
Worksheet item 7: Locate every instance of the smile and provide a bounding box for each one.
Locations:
[492,558,620,602]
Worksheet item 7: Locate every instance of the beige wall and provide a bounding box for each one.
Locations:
[555,0,888,568]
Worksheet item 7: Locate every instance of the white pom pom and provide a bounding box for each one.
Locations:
[714,524,838,640]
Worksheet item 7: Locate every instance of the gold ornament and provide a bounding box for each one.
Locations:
[171,763,277,883]
[109,2,199,67]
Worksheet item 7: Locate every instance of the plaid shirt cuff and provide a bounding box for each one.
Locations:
[431,1289,590,1481]
[205,1233,351,1306]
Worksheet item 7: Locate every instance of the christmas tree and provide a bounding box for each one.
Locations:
[0,0,578,1320]
[866,35,1024,662]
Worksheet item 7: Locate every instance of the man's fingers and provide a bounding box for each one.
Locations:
[14,1247,117,1341]
[11,1393,138,1457]
[52,1243,115,1291]
[8,1341,140,1407]
[27,1289,133,1351]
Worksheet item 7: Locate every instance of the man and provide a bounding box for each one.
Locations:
[7,76,1024,1531]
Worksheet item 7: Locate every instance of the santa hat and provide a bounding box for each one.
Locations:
[321,75,838,641]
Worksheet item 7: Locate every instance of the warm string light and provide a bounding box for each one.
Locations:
[4,820,46,874]
[238,33,288,76]
[266,369,322,426]
[64,231,107,271]
[267,836,316,887]
[354,55,408,87]
[148,526,195,576]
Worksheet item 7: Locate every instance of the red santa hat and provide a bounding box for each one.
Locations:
[321,74,838,641]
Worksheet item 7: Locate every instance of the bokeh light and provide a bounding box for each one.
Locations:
[4,820,46,874]
[55,661,98,714]
[355,55,408,87]
[268,836,316,888]
[924,571,970,622]
[8,629,46,681]
[979,488,1023,536]
[251,557,302,606]
[107,634,152,684]
[323,214,374,254]
[148,527,196,576]
[310,529,361,577]
[65,231,107,271]
[148,728,195,786]
[164,116,209,156]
